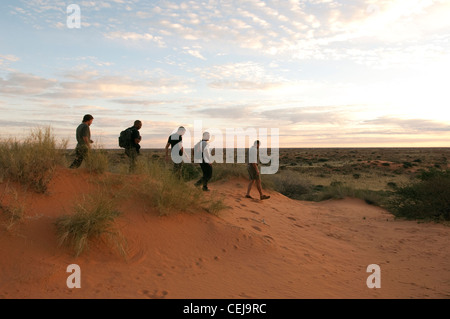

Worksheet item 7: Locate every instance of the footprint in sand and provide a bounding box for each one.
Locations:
[252,226,262,232]
[139,289,169,299]
[263,235,274,243]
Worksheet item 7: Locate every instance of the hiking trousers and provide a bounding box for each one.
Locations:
[125,147,138,172]
[70,145,89,169]
[198,163,212,188]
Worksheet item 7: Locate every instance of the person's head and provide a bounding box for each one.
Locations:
[134,120,142,130]
[254,140,260,149]
[177,126,186,136]
[202,132,210,141]
[83,114,94,126]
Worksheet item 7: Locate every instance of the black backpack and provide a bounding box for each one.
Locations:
[118,128,133,148]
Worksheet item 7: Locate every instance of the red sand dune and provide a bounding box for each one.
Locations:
[1,168,449,299]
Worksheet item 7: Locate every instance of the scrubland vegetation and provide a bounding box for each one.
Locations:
[1,128,449,256]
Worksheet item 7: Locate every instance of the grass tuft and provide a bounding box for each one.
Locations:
[136,160,228,216]
[85,145,110,174]
[0,127,67,193]
[55,193,126,257]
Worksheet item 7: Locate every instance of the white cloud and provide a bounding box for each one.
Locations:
[183,47,206,60]
[104,31,166,47]
[195,61,287,91]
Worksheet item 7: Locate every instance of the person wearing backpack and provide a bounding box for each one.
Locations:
[122,120,142,172]
[165,126,186,179]
[69,114,94,169]
[194,132,212,191]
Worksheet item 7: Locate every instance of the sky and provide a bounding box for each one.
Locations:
[1,0,450,149]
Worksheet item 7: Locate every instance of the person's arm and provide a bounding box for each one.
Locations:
[133,130,142,145]
[83,136,91,149]
[81,125,92,148]
[204,143,212,166]
[135,137,142,144]
[165,142,170,161]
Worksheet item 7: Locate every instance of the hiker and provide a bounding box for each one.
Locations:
[165,126,186,179]
[124,120,142,172]
[194,132,212,192]
[246,140,270,200]
[69,114,94,169]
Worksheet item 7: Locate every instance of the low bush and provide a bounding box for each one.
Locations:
[391,169,450,221]
[266,171,313,200]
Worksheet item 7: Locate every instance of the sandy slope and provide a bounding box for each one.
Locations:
[0,168,449,299]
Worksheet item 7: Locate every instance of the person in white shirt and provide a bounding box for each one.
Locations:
[194,132,212,191]
[165,126,186,179]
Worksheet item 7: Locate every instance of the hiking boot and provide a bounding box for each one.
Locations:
[195,180,202,187]
[203,186,210,192]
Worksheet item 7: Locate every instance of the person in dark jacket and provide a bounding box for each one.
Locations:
[125,120,142,172]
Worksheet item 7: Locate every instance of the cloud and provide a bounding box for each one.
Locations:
[196,61,286,91]
[111,99,172,106]
[0,72,57,95]
[104,31,166,47]
[193,104,256,119]
[0,54,20,67]
[364,117,450,132]
[182,47,206,60]
[260,106,350,125]
[0,70,192,100]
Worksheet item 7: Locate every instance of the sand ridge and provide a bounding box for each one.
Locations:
[0,168,449,299]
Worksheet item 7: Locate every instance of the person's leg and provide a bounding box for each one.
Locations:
[256,178,263,197]
[173,162,183,179]
[196,164,206,186]
[126,148,137,173]
[204,165,212,188]
[200,163,212,190]
[257,177,270,200]
[70,146,85,169]
[246,165,258,197]
[246,180,255,197]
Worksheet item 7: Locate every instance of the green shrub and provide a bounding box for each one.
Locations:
[391,169,450,221]
[266,171,313,200]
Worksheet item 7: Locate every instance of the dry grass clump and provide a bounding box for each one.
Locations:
[85,145,110,174]
[55,193,126,257]
[0,127,67,193]
[135,160,228,216]
[0,183,25,231]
